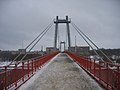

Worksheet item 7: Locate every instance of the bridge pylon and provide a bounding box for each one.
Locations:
[54,16,71,51]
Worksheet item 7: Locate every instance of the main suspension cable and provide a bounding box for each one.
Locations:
[16,22,53,64]
[72,22,112,62]
[71,23,103,60]
[9,21,53,65]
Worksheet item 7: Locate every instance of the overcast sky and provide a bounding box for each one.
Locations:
[0,0,120,51]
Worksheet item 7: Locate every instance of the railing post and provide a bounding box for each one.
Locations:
[39,59,41,69]
[36,60,38,70]
[106,63,109,89]
[15,64,17,87]
[99,61,101,83]
[32,60,33,74]
[34,61,36,72]
[90,58,91,73]
[38,60,39,69]
[87,58,88,70]
[27,61,29,78]
[22,62,24,82]
[4,66,7,90]
[94,59,96,76]
[39,59,41,68]
[117,66,119,90]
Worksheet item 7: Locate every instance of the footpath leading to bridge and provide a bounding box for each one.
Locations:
[19,53,104,90]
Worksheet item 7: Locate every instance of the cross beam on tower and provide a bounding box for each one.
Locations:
[54,16,71,51]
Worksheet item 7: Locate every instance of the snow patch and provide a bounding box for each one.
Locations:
[0,61,11,66]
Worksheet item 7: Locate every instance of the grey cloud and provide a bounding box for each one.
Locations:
[0,0,120,50]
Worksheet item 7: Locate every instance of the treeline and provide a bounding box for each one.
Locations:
[90,48,120,62]
[0,53,42,61]
[90,48,120,56]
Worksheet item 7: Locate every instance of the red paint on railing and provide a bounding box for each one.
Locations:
[0,52,59,90]
[66,51,120,90]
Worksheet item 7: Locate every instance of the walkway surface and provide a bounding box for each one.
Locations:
[19,53,104,90]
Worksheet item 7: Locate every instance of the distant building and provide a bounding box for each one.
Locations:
[18,49,26,54]
[28,51,44,55]
[70,46,90,56]
[46,47,58,54]
[11,51,19,55]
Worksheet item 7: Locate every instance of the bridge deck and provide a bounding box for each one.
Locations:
[19,53,103,90]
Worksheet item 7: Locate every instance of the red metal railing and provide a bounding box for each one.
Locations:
[0,52,59,90]
[66,51,120,90]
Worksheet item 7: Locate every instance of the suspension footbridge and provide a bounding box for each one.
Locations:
[0,16,119,90]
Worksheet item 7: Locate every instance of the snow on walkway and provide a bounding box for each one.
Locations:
[19,53,104,90]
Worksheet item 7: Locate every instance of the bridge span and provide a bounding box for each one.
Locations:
[19,53,103,90]
[0,52,120,90]
[0,16,120,90]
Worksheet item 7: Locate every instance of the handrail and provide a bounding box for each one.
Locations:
[66,51,120,90]
[0,52,59,90]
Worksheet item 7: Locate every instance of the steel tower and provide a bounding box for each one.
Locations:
[54,16,71,50]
